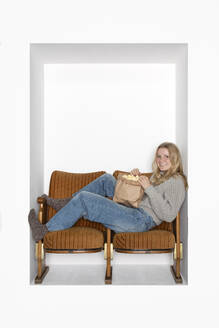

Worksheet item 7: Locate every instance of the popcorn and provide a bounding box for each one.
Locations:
[122,174,139,181]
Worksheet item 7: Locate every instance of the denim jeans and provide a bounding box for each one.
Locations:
[46,173,156,233]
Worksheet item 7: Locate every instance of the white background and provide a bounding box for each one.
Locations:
[0,1,219,328]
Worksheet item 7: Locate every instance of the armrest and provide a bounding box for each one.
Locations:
[174,212,181,260]
[37,196,47,224]
[175,212,180,244]
[107,228,111,250]
[37,196,46,205]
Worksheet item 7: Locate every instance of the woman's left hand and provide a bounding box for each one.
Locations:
[138,175,151,190]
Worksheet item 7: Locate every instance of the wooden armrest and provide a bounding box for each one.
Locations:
[37,196,46,205]
[37,196,47,224]
[175,212,180,244]
[107,228,111,246]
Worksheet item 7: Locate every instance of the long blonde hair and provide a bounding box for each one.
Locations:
[150,142,188,190]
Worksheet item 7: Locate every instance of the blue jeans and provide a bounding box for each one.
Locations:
[46,173,156,233]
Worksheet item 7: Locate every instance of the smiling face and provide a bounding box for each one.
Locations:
[156,147,172,172]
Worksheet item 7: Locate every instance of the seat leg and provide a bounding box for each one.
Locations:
[105,228,112,284]
[171,259,183,283]
[105,259,112,284]
[34,241,49,284]
[171,241,183,283]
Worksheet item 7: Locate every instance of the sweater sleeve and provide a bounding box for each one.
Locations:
[144,176,186,222]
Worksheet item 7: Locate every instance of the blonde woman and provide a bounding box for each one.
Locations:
[28,142,188,242]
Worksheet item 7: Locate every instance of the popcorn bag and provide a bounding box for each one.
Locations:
[113,173,144,208]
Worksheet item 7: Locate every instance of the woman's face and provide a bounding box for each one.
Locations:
[156,147,172,172]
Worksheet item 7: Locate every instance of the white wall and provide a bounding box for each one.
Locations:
[44,62,176,188]
[1,1,219,328]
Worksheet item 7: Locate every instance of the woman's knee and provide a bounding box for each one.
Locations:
[103,173,116,183]
[76,191,92,211]
[77,191,100,204]
[77,190,90,199]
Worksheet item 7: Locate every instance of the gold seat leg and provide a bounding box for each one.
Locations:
[105,229,113,284]
[34,241,49,284]
[170,242,183,283]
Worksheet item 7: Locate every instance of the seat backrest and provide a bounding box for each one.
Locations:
[113,170,173,232]
[47,170,107,232]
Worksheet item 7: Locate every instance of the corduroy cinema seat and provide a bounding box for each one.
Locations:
[35,170,112,284]
[106,170,183,283]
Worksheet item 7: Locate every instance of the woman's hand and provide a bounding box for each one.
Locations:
[130,168,141,176]
[138,175,151,190]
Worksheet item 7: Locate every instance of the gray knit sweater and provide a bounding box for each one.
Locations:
[139,175,186,225]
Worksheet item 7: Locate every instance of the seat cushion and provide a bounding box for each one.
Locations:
[44,227,104,250]
[113,230,175,250]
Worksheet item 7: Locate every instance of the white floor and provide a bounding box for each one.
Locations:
[37,264,182,285]
[31,251,185,285]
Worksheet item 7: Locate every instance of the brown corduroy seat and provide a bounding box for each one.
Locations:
[35,170,107,284]
[108,170,183,283]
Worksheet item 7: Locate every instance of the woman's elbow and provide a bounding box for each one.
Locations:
[162,209,178,222]
[163,215,177,223]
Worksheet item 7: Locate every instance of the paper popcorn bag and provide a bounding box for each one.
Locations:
[113,173,144,208]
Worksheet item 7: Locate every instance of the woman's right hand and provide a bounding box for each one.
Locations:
[130,168,141,176]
